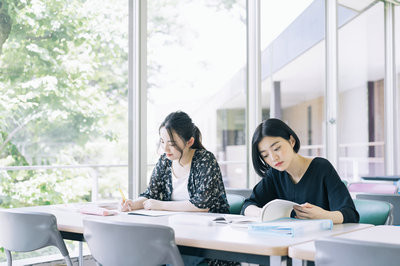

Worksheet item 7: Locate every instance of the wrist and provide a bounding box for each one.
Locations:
[159,200,166,210]
[328,210,343,224]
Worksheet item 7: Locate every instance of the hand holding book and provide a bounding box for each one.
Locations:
[293,202,328,219]
[212,199,302,226]
[260,199,300,222]
[240,199,333,237]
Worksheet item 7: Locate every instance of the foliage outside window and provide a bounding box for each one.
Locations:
[0,0,128,207]
[1,0,128,261]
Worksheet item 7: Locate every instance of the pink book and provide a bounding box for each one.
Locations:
[348,183,397,194]
[79,205,118,216]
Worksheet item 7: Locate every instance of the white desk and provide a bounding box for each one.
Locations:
[289,225,398,265]
[22,205,372,266]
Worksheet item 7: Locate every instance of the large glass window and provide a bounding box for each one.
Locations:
[0,0,128,262]
[337,2,385,181]
[146,0,246,188]
[0,0,128,205]
[260,0,323,159]
[397,5,400,150]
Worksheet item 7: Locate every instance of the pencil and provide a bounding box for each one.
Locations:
[118,188,126,202]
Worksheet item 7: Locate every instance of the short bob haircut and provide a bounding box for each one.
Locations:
[252,118,300,177]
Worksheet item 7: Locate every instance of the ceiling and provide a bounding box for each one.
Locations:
[262,2,391,109]
[218,2,399,110]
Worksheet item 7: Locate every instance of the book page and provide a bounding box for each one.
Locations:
[261,199,301,222]
[168,213,221,226]
[215,214,259,225]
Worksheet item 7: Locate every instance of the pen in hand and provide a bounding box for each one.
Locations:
[118,188,126,203]
[118,188,131,211]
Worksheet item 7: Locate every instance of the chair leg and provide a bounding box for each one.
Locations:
[64,255,73,266]
[5,249,12,266]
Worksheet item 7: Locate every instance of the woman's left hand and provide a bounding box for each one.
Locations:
[143,199,163,210]
[293,202,328,220]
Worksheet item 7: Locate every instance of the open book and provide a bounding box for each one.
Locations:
[260,199,300,222]
[214,199,301,225]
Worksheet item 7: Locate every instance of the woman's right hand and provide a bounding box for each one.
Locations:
[120,199,135,212]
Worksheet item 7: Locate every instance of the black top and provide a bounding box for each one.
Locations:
[140,149,230,213]
[241,157,359,223]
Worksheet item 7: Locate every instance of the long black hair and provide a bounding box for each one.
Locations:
[159,111,205,161]
[252,118,300,177]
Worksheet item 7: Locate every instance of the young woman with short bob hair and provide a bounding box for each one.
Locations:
[242,118,359,224]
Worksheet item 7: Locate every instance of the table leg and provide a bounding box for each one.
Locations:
[292,258,308,266]
[79,241,83,266]
[270,255,286,266]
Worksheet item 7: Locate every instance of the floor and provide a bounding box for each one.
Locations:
[3,255,259,265]
[0,256,96,266]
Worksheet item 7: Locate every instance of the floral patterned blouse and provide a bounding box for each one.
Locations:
[140,149,230,213]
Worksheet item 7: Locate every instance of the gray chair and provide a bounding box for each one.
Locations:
[0,210,73,266]
[356,193,400,225]
[353,198,393,225]
[226,193,245,214]
[225,188,252,198]
[315,236,400,266]
[83,218,184,266]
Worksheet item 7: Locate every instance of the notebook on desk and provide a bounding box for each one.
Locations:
[127,210,184,217]
[168,213,224,226]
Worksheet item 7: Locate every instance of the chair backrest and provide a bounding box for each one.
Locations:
[348,182,397,194]
[83,218,184,266]
[226,194,245,214]
[315,236,400,266]
[356,193,400,225]
[225,188,252,199]
[353,198,393,225]
[0,210,72,266]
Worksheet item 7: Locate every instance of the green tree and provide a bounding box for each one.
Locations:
[0,0,128,207]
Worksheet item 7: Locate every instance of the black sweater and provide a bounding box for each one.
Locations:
[241,157,359,223]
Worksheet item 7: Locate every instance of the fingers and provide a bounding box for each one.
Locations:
[301,202,312,208]
[294,205,312,219]
[294,203,325,220]
[294,212,309,219]
[121,200,133,212]
[293,205,302,211]
[121,202,128,212]
[294,210,307,218]
[293,205,308,214]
